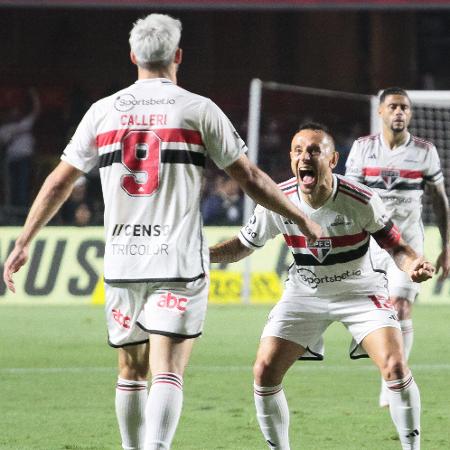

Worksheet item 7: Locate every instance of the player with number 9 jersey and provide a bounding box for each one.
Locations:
[62,78,246,283]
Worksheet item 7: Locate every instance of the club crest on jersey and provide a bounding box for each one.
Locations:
[307,239,332,262]
[381,169,400,188]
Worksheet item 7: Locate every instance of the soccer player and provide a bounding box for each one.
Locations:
[210,123,434,450]
[345,87,450,407]
[2,14,321,450]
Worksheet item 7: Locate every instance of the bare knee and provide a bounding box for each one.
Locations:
[380,354,409,381]
[253,357,284,386]
[118,343,149,381]
[392,297,412,321]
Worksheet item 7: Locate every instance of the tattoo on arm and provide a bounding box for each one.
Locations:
[210,237,253,263]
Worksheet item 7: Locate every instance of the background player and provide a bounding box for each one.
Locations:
[2,13,321,450]
[210,123,434,450]
[345,87,449,407]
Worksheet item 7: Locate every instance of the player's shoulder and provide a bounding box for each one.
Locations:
[409,134,436,151]
[335,174,375,206]
[277,177,298,196]
[352,133,380,149]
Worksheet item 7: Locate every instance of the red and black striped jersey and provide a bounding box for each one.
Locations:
[239,174,399,297]
[62,78,245,282]
[345,133,443,249]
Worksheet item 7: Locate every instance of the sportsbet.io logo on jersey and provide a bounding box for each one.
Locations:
[297,268,362,289]
[114,93,175,112]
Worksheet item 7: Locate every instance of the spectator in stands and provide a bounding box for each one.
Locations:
[202,174,243,225]
[60,175,93,226]
[0,88,40,208]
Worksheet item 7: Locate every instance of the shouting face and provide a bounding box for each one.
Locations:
[290,128,338,196]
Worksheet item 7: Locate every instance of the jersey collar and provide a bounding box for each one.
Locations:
[379,132,411,151]
[134,78,173,85]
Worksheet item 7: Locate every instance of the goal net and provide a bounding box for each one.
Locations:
[241,80,450,303]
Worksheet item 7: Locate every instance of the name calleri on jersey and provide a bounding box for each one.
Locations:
[345,133,444,244]
[61,78,246,283]
[239,174,401,297]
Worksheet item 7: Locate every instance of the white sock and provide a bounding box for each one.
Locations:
[116,377,148,450]
[144,372,183,450]
[386,372,421,450]
[254,383,290,450]
[400,319,414,360]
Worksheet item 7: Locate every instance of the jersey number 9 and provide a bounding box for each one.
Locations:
[121,130,161,196]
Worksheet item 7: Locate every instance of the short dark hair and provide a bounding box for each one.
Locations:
[297,122,335,149]
[298,122,330,134]
[379,87,410,105]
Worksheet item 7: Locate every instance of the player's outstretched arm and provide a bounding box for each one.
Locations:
[210,237,253,263]
[3,161,83,293]
[386,238,435,283]
[430,182,450,281]
[225,155,321,243]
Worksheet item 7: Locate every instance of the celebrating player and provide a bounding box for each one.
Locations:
[210,123,434,450]
[2,13,321,450]
[345,87,450,407]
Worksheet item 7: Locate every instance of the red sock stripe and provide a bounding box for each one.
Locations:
[152,373,183,389]
[254,387,283,397]
[387,375,414,392]
[116,385,147,391]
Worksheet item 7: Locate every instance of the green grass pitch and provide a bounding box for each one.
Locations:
[0,303,449,449]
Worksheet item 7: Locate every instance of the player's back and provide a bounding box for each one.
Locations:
[63,78,244,283]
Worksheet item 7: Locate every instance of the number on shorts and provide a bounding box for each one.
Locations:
[368,295,393,310]
[121,130,161,196]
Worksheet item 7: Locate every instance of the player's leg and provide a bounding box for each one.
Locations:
[378,241,418,407]
[145,334,195,450]
[362,327,421,450]
[116,343,150,450]
[105,282,151,450]
[140,278,208,449]
[253,336,306,450]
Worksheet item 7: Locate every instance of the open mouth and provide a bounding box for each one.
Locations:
[299,168,317,188]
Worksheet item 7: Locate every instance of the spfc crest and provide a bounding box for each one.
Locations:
[307,239,332,263]
[381,169,400,189]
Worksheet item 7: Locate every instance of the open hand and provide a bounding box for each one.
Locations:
[435,246,450,282]
[3,245,29,293]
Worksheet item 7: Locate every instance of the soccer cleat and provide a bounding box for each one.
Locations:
[379,379,390,408]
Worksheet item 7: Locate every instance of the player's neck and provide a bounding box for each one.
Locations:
[300,176,334,209]
[382,128,408,150]
[137,66,177,84]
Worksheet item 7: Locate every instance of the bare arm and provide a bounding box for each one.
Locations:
[210,236,253,263]
[3,161,83,292]
[225,155,321,243]
[385,237,435,283]
[430,182,450,281]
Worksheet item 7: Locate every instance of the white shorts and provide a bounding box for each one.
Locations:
[261,291,401,360]
[105,276,209,347]
[370,239,420,302]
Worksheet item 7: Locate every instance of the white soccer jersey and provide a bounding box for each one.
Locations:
[62,78,246,282]
[345,133,444,246]
[239,174,401,297]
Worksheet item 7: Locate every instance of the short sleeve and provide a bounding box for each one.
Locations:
[363,192,401,249]
[345,140,364,182]
[61,106,98,173]
[423,144,444,186]
[200,99,247,169]
[238,205,280,250]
